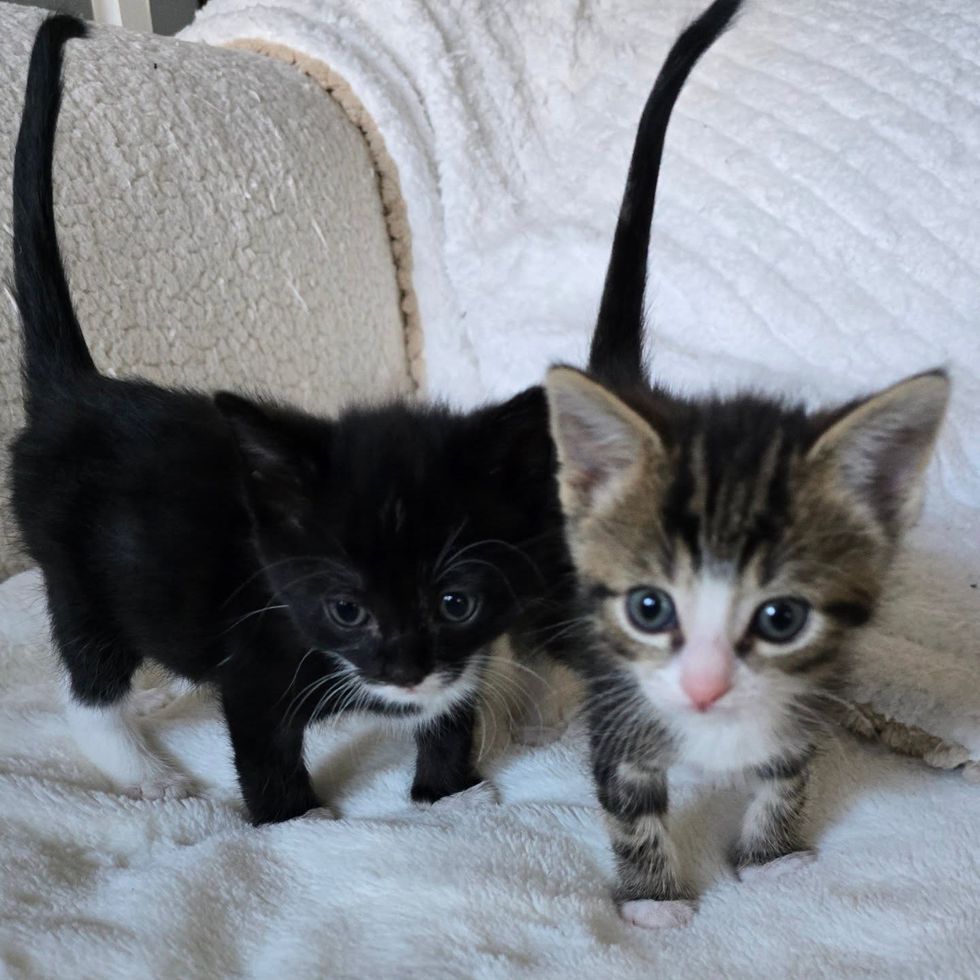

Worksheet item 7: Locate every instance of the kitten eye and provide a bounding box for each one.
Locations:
[438,591,479,624]
[625,588,677,633]
[327,599,369,629]
[752,598,809,644]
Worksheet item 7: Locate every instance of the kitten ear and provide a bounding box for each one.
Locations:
[544,366,665,518]
[806,370,949,535]
[215,392,318,527]
[215,393,293,473]
[476,387,553,482]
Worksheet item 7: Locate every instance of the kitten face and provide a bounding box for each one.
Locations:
[546,368,948,770]
[216,390,556,716]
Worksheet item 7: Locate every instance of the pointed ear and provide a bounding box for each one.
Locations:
[475,387,553,482]
[544,366,665,518]
[215,392,319,527]
[215,392,293,475]
[807,370,949,535]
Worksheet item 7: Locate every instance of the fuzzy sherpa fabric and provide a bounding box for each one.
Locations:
[0,568,979,978]
[0,3,415,579]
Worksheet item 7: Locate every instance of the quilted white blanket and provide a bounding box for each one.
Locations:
[2,1,978,977]
[183,0,980,762]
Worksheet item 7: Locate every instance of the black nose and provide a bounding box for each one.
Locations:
[375,660,428,688]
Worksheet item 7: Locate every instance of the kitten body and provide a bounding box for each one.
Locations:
[543,0,950,924]
[10,16,559,823]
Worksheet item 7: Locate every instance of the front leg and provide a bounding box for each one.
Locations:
[411,705,482,804]
[222,688,322,825]
[732,754,812,872]
[589,691,694,929]
[595,757,686,898]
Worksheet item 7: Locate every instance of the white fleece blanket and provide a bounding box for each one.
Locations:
[181,0,980,765]
[2,2,978,976]
[1,569,979,979]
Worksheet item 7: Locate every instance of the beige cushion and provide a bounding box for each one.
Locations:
[0,3,417,579]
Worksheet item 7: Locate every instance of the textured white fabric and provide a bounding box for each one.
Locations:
[1,569,979,978]
[182,0,980,757]
[2,1,979,975]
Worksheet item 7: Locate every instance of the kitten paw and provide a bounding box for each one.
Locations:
[130,686,182,718]
[738,849,815,882]
[297,804,337,822]
[128,769,195,801]
[620,899,696,929]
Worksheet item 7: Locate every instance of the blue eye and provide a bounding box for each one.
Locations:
[327,599,369,628]
[752,598,809,643]
[439,592,479,624]
[625,588,676,633]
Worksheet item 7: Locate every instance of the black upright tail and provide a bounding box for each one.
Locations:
[588,0,743,386]
[12,15,94,412]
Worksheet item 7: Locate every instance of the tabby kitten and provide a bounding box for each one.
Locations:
[543,3,950,931]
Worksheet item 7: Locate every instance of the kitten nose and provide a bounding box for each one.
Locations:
[681,674,731,711]
[378,661,427,688]
[679,639,734,712]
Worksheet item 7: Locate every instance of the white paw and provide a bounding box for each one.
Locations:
[739,850,816,882]
[126,769,195,801]
[130,686,182,718]
[620,899,696,929]
[297,804,337,822]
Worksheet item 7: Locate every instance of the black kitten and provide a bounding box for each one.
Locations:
[10,16,557,823]
[9,9,703,824]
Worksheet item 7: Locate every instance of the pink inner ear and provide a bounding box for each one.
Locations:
[679,639,734,711]
[847,419,932,528]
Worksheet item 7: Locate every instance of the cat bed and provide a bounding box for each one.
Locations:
[0,567,978,976]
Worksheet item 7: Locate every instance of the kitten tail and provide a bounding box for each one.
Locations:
[589,0,743,387]
[12,15,95,415]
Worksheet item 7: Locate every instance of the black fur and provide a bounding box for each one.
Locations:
[11,14,94,409]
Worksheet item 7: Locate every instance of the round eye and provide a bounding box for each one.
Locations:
[439,592,479,624]
[625,588,677,633]
[327,599,368,629]
[752,598,809,644]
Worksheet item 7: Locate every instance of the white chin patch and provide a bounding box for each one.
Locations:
[368,665,478,722]
[631,660,804,774]
[370,673,449,708]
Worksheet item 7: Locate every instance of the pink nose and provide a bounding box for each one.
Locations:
[679,638,735,711]
[681,674,731,711]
